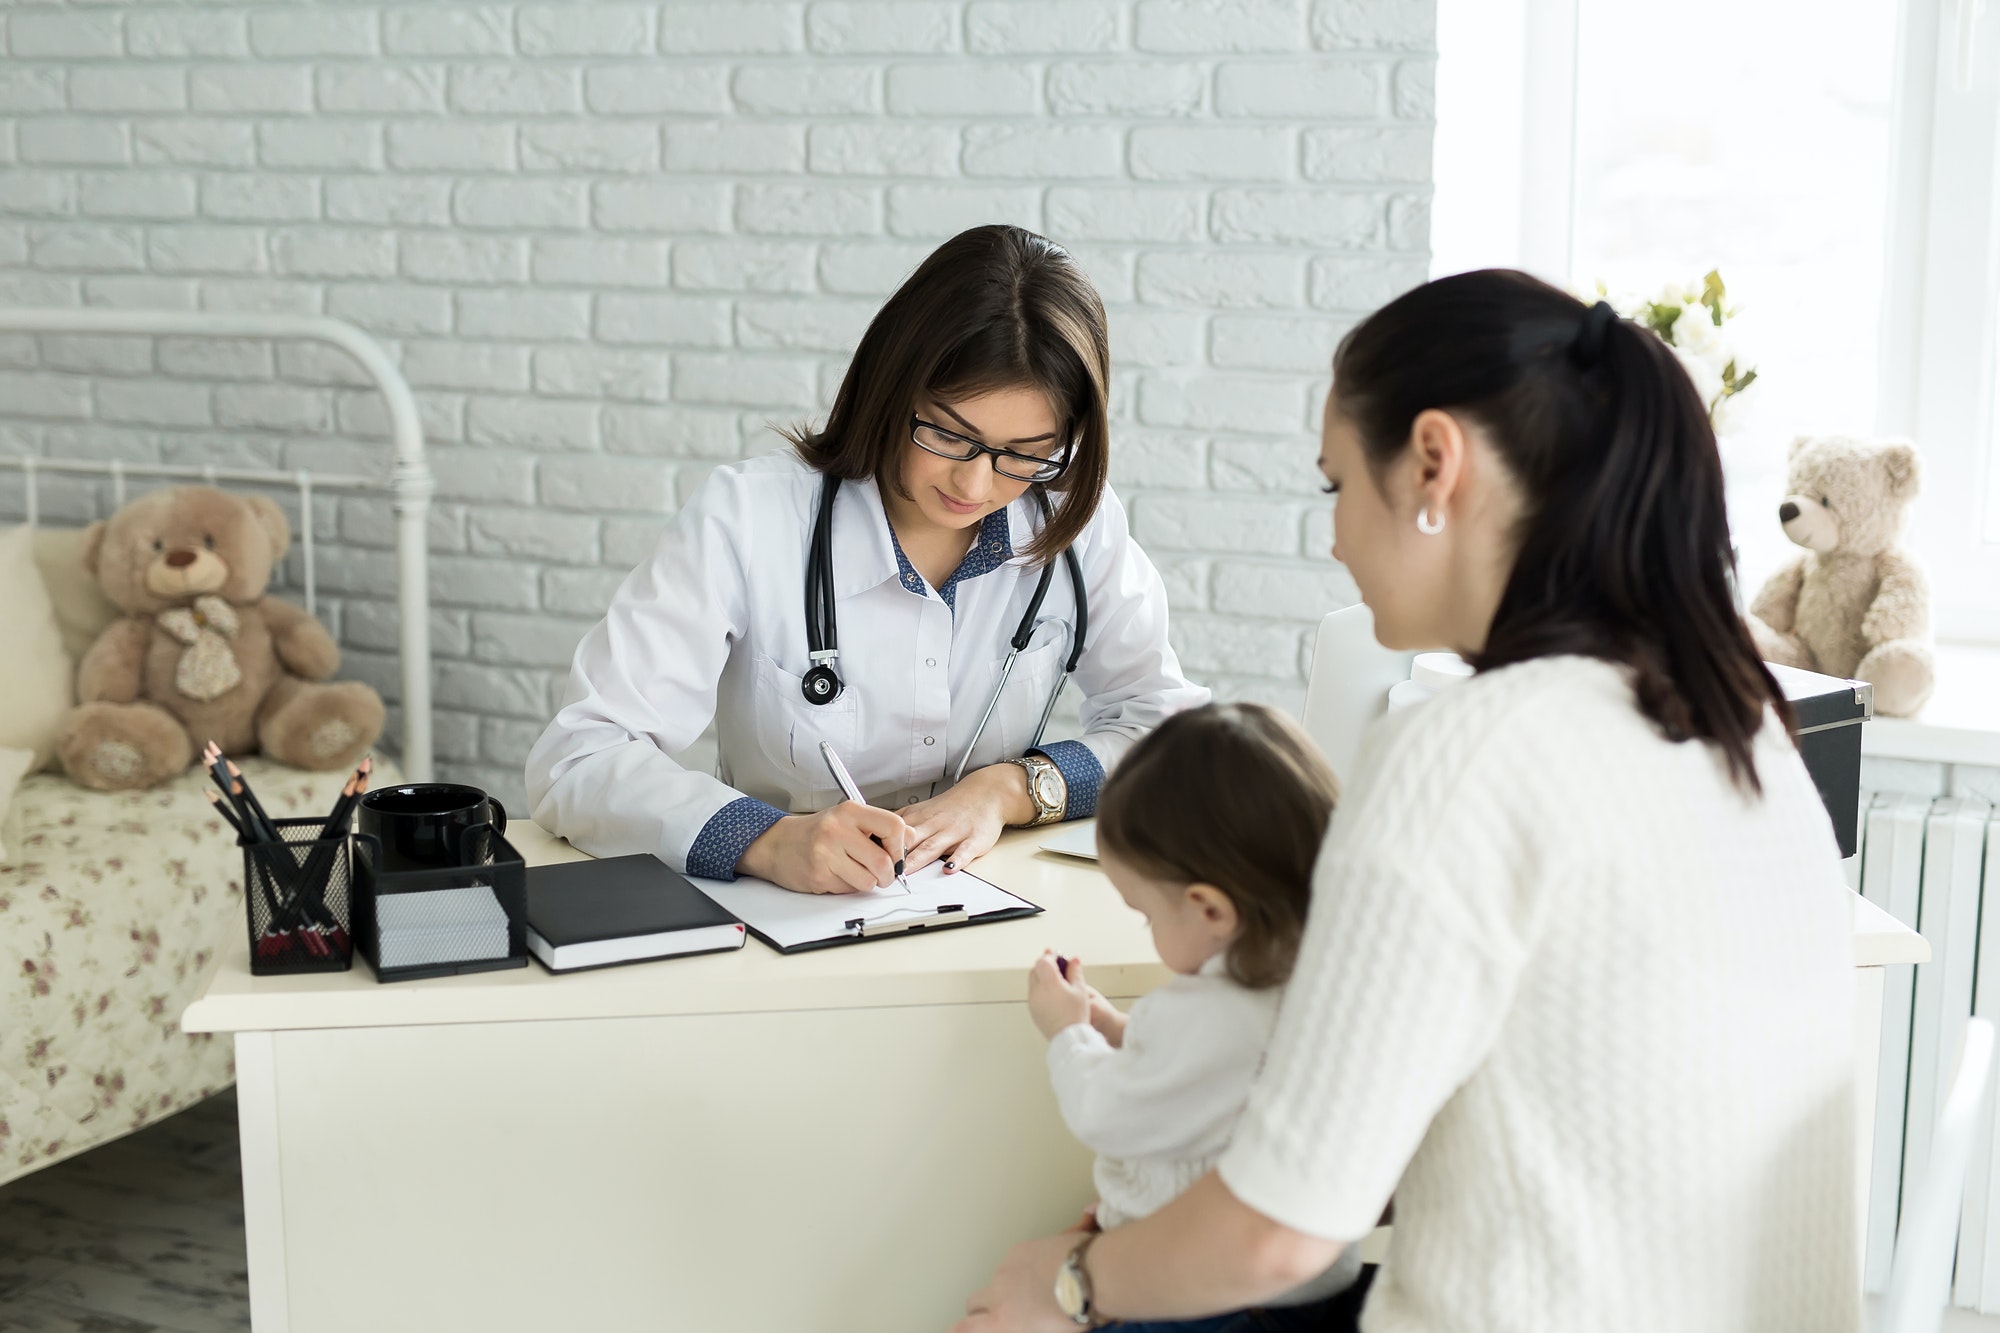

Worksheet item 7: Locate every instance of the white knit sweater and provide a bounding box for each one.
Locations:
[1219,656,1859,1333]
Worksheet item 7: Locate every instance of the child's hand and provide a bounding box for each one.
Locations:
[1027,950,1090,1039]
[1063,957,1130,1048]
[1086,991,1129,1049]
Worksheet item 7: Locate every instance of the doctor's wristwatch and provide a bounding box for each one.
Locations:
[1054,1231,1102,1326]
[1007,753,1067,826]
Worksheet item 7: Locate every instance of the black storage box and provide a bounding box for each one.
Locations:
[1768,663,1872,858]
[352,831,532,983]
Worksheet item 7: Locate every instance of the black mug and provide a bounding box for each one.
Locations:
[357,784,507,875]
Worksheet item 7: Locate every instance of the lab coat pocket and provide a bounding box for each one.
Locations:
[994,635,1068,759]
[752,654,857,803]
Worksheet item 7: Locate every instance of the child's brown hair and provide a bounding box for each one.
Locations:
[1095,703,1340,989]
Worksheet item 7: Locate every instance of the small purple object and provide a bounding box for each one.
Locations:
[1056,955,1070,979]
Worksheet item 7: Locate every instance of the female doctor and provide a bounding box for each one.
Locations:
[525,225,1208,895]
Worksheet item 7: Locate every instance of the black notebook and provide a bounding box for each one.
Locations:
[524,855,746,974]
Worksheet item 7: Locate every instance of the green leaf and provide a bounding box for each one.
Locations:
[1701,270,1727,325]
[1717,358,1759,396]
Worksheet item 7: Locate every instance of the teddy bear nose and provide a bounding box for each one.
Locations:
[164,548,197,569]
[1777,501,1800,524]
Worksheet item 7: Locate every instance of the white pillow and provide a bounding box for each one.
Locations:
[30,525,121,664]
[0,744,31,863]
[0,526,74,771]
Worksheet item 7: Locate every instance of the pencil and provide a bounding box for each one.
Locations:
[203,743,262,841]
[223,758,276,840]
[205,788,244,838]
[315,755,371,843]
[294,757,370,910]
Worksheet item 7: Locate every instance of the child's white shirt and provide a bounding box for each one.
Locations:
[1046,955,1362,1304]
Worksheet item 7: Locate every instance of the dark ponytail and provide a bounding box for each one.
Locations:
[1332,269,1790,791]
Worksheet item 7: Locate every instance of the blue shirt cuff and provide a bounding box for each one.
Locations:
[1031,740,1104,821]
[686,797,788,880]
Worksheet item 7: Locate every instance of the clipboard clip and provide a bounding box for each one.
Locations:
[843,904,967,938]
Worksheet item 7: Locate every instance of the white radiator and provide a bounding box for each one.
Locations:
[1855,792,2000,1306]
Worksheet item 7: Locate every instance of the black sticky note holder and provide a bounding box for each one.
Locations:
[352,831,532,984]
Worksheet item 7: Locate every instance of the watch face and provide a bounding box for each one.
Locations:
[1054,1263,1085,1317]
[1034,769,1063,808]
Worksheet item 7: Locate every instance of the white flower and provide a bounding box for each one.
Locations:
[1710,388,1750,435]
[1672,303,1723,358]
[1676,347,1725,414]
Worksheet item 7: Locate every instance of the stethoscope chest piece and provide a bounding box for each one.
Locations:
[801,663,842,705]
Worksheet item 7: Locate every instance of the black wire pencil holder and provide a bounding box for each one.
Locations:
[242,817,361,976]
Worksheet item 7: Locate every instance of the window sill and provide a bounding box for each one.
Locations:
[1859,643,2000,768]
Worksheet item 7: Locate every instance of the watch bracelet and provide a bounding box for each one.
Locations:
[1067,1230,1103,1326]
[1014,754,1066,826]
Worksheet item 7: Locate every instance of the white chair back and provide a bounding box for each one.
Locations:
[1881,1017,1997,1333]
[1299,603,1417,788]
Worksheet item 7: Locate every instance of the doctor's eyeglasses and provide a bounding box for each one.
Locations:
[910,414,1072,483]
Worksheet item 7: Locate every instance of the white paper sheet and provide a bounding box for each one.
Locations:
[688,860,1035,951]
[373,884,511,969]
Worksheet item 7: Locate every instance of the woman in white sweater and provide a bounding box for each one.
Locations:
[959,271,1859,1332]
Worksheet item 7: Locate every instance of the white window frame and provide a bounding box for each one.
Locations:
[1439,0,2000,643]
[1879,0,2000,643]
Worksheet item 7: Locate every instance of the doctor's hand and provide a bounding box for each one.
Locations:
[901,764,1036,876]
[738,803,909,895]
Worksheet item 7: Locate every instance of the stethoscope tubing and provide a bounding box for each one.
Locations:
[803,474,1087,784]
[952,618,1074,785]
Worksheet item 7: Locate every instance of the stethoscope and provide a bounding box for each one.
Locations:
[801,475,1088,783]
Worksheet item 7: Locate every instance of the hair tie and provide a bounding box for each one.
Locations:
[1571,299,1617,368]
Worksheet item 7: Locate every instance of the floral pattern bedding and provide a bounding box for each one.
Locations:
[0,757,398,1185]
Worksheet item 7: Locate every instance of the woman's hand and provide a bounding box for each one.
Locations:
[1027,950,1090,1039]
[953,1231,1081,1333]
[901,763,1036,875]
[738,802,909,895]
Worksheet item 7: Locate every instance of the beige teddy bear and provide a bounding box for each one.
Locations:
[56,486,385,791]
[1747,435,1934,717]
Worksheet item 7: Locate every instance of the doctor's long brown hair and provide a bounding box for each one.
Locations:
[785,224,1110,566]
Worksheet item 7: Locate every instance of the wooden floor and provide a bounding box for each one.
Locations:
[0,1091,249,1332]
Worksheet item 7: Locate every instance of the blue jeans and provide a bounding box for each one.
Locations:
[1107,1268,1374,1333]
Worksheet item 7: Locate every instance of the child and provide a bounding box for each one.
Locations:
[1026,703,1365,1332]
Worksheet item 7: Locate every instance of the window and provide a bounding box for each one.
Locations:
[1434,0,2000,642]
[1884,0,2000,640]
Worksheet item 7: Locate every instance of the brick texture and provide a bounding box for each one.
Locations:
[0,0,1434,808]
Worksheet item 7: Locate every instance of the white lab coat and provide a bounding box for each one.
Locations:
[525,449,1208,876]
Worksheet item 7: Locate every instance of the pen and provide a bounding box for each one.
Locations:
[819,740,908,888]
[1056,955,1070,980]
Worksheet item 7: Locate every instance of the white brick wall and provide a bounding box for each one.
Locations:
[0,0,1434,809]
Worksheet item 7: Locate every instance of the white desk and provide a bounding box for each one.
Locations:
[184,825,1923,1332]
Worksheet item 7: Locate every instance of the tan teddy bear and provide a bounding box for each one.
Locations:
[56,486,385,791]
[1747,435,1935,717]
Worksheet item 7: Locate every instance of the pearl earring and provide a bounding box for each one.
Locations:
[1416,506,1445,535]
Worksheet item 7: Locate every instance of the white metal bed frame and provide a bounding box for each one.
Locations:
[0,308,435,781]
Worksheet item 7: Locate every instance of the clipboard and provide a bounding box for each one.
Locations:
[687,860,1040,954]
